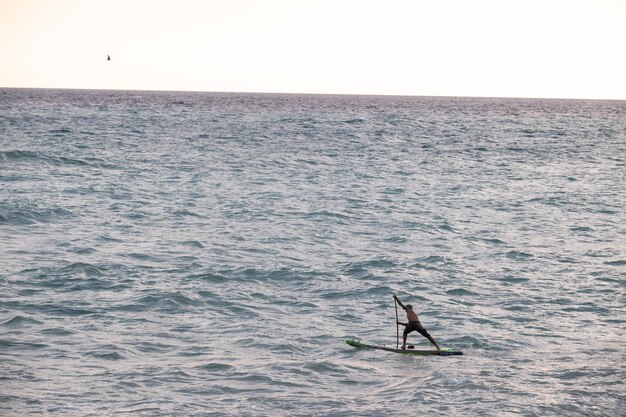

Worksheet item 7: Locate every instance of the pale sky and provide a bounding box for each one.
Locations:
[1,0,625,99]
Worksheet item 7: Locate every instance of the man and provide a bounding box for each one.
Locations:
[394,294,441,350]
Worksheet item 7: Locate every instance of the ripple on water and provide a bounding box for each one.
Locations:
[0,315,43,328]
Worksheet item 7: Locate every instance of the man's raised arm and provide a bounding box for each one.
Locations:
[393,294,406,310]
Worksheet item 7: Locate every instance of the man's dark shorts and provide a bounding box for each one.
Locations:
[403,321,431,338]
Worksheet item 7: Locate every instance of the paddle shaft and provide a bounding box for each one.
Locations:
[394,297,399,349]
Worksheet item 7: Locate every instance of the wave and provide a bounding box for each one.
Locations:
[409,255,454,270]
[0,149,112,168]
[0,204,73,225]
[86,343,130,361]
[114,291,203,313]
[196,362,233,372]
[499,275,529,284]
[172,209,203,218]
[184,271,229,283]
[340,258,398,279]
[16,263,134,294]
[0,315,43,328]
[505,250,534,260]
[307,210,354,221]
[445,288,479,297]
[52,262,104,277]
[48,127,72,136]
[342,118,366,124]
[482,238,507,245]
[181,240,204,248]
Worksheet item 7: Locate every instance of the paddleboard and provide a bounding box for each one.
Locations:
[346,339,463,356]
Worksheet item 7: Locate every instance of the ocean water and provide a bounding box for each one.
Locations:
[1,88,625,416]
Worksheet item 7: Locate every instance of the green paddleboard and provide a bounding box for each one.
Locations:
[346,339,463,356]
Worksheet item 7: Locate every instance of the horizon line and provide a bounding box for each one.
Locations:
[1,85,624,102]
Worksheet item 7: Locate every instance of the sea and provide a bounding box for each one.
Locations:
[1,88,625,417]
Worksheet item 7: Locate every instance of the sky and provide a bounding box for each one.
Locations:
[1,0,625,99]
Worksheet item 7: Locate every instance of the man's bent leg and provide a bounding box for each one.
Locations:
[417,325,440,350]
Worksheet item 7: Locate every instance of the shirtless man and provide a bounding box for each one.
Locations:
[393,294,440,350]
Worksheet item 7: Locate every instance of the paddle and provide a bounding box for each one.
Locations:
[394,296,399,349]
